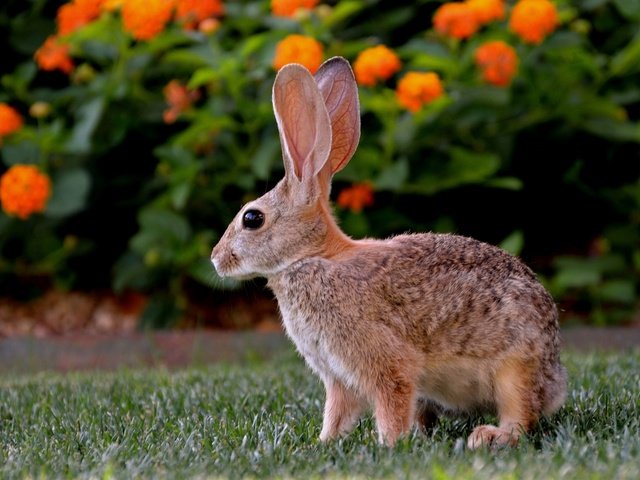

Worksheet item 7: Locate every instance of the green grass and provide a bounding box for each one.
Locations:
[1,350,639,479]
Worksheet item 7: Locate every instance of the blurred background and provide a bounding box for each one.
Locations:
[0,0,638,335]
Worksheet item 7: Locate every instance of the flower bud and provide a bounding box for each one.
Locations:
[29,101,52,119]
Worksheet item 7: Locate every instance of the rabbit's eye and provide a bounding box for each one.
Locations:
[242,209,264,230]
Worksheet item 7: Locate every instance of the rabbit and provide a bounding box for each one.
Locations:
[210,56,567,449]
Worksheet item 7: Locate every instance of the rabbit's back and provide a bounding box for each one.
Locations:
[270,232,561,375]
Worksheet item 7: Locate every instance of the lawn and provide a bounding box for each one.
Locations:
[1,349,639,479]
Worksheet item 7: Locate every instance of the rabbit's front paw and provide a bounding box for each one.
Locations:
[319,380,366,442]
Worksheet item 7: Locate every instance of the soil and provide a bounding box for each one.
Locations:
[0,289,282,337]
[0,289,638,373]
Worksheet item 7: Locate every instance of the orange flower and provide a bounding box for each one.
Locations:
[353,45,402,87]
[34,36,75,74]
[0,104,24,138]
[474,40,518,86]
[272,34,324,74]
[509,0,559,44]
[175,0,224,30]
[163,80,201,123]
[57,0,105,35]
[0,165,52,219]
[271,0,318,17]
[433,2,479,40]
[466,0,505,25]
[396,72,444,112]
[337,182,374,213]
[121,0,175,41]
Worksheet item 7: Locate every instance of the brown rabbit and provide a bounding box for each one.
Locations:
[211,57,566,449]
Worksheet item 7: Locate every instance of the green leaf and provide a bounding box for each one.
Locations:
[240,32,272,59]
[599,279,636,303]
[1,62,37,97]
[610,34,640,76]
[484,177,523,190]
[66,97,106,154]
[251,135,279,180]
[164,45,214,68]
[322,0,365,27]
[553,267,601,290]
[398,39,457,72]
[138,208,192,245]
[1,141,40,166]
[45,169,91,218]
[188,68,221,89]
[580,118,640,143]
[612,0,640,20]
[170,183,192,211]
[403,148,501,195]
[375,158,409,191]
[500,230,524,256]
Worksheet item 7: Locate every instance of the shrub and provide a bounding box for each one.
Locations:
[0,0,638,325]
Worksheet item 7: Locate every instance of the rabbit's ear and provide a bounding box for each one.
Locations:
[314,57,360,175]
[273,63,332,183]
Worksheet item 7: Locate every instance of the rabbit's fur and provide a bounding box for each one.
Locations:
[211,57,566,448]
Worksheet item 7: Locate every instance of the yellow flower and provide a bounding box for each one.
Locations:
[272,34,324,74]
[396,72,444,112]
[271,0,319,17]
[474,41,518,87]
[509,0,559,44]
[353,45,402,87]
[337,182,374,213]
[0,103,24,138]
[121,0,175,41]
[0,165,52,219]
[34,35,75,74]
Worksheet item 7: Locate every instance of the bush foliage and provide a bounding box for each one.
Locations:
[0,0,638,326]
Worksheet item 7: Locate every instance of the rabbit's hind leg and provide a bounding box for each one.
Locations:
[319,379,366,442]
[467,357,540,450]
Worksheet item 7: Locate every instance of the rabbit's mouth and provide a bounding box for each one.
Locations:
[211,249,262,280]
[211,250,237,278]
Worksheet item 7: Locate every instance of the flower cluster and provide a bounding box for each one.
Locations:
[34,0,227,73]
[351,45,444,112]
[0,165,52,219]
[337,182,374,213]
[434,0,504,39]
[163,80,201,124]
[509,0,559,44]
[175,0,224,29]
[271,0,319,18]
[0,103,24,139]
[432,0,559,87]
[353,45,402,87]
[272,34,324,74]
[121,0,175,40]
[57,0,104,35]
[396,72,445,112]
[34,36,75,74]
[434,0,558,44]
[474,41,518,86]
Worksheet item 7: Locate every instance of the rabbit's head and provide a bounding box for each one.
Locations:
[211,57,360,279]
